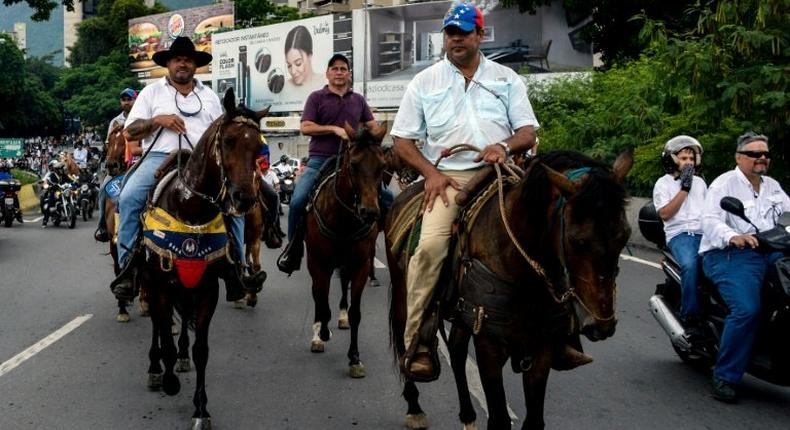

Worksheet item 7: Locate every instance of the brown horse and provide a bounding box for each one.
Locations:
[239,173,281,308]
[305,124,387,378]
[103,124,148,322]
[140,89,268,429]
[386,149,632,429]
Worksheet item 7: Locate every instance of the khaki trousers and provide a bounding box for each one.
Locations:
[405,169,479,350]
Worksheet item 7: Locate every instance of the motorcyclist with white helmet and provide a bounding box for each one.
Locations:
[652,135,708,335]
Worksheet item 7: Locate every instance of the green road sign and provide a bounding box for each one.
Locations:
[0,139,24,158]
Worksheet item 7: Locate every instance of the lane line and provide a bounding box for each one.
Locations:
[0,314,93,378]
[438,335,519,423]
[620,254,661,269]
[373,257,386,269]
[23,216,43,223]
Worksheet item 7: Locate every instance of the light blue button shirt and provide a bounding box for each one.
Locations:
[391,53,539,171]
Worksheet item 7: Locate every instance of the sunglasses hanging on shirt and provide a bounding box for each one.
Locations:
[174,90,203,117]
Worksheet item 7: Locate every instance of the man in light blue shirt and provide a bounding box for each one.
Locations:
[390,2,545,379]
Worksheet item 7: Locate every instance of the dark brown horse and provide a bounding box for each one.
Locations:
[386,149,632,429]
[140,89,268,429]
[103,124,146,322]
[305,124,387,378]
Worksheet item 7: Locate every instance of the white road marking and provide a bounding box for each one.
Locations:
[24,216,43,223]
[373,257,386,269]
[620,254,662,269]
[0,314,93,378]
[438,335,519,423]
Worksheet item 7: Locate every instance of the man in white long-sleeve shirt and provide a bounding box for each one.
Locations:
[700,132,790,403]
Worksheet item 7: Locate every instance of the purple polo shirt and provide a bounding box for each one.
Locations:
[301,86,374,158]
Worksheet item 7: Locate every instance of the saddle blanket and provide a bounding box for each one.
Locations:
[142,207,228,289]
[104,175,125,204]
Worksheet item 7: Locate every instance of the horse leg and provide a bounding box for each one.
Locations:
[347,264,368,378]
[473,335,512,430]
[369,256,380,287]
[520,346,552,430]
[191,277,219,430]
[138,285,149,317]
[308,255,333,352]
[449,324,477,429]
[116,299,130,323]
[245,239,261,308]
[154,286,180,396]
[175,305,191,373]
[403,380,428,429]
[147,307,163,391]
[338,268,350,330]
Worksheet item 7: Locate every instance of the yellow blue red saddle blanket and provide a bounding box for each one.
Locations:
[142,207,228,289]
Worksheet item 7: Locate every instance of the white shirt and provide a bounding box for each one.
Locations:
[73,147,88,167]
[106,111,127,143]
[652,174,707,242]
[125,77,222,154]
[261,170,279,187]
[391,53,539,171]
[699,167,790,253]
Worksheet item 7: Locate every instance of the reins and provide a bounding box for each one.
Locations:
[438,144,616,323]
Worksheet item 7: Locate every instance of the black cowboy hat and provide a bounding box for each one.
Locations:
[152,36,212,68]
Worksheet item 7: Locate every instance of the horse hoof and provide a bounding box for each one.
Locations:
[349,363,366,378]
[233,299,246,309]
[175,358,191,373]
[405,413,428,429]
[246,294,258,308]
[116,313,130,323]
[191,417,212,430]
[162,373,181,396]
[462,422,478,430]
[139,300,149,317]
[311,340,325,353]
[147,373,162,391]
[338,317,349,330]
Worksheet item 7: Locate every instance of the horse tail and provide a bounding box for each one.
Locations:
[386,245,408,379]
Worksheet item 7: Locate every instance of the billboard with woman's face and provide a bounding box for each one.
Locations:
[212,15,346,113]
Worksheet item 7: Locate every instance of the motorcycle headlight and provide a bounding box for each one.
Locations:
[285,179,293,185]
[43,182,49,190]
[55,191,61,197]
[81,184,88,191]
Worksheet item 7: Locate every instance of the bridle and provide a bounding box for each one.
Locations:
[175,115,261,216]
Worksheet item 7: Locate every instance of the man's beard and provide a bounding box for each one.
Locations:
[171,71,194,85]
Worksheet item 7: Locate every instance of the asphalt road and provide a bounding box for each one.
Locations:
[1,209,789,430]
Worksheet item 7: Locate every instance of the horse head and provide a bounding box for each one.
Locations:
[541,149,632,341]
[340,121,387,224]
[105,123,126,176]
[216,88,270,215]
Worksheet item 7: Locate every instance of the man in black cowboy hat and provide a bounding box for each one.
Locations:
[110,36,266,303]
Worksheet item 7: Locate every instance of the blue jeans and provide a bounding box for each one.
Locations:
[667,233,702,319]
[116,152,245,267]
[288,156,328,240]
[286,156,395,240]
[703,248,774,383]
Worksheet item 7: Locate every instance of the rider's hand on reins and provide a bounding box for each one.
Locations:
[423,170,461,214]
[334,126,350,142]
[154,114,187,135]
[475,143,507,164]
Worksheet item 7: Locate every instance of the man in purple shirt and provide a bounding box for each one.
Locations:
[278,53,384,274]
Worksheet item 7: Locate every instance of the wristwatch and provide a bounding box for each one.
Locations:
[495,141,511,157]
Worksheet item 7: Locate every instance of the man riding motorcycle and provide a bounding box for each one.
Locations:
[41,160,71,227]
[700,132,790,402]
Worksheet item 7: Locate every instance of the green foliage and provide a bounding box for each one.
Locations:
[530,0,789,196]
[2,0,74,21]
[11,168,40,184]
[55,51,139,128]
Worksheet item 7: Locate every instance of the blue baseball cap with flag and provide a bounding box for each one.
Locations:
[442,2,484,32]
[120,88,137,99]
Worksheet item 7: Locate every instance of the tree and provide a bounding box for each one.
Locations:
[3,0,75,22]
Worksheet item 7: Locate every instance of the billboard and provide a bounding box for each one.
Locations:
[0,139,24,159]
[212,14,353,113]
[128,3,234,81]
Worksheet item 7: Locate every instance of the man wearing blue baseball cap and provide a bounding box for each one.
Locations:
[390,2,590,380]
[95,88,139,242]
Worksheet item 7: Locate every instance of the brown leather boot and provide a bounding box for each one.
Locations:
[552,344,593,371]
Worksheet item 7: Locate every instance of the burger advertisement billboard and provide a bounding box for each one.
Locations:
[128,3,234,80]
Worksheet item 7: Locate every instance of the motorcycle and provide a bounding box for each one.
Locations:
[0,178,23,228]
[41,181,78,229]
[639,197,790,385]
[276,167,295,204]
[77,171,99,221]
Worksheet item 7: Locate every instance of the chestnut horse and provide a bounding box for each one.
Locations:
[239,173,281,308]
[140,89,268,429]
[386,149,632,429]
[305,125,386,378]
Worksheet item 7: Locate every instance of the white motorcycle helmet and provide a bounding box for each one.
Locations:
[661,135,703,174]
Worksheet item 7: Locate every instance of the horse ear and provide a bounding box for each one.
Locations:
[223,87,236,116]
[544,164,579,196]
[612,147,634,184]
[256,105,271,121]
[372,121,388,142]
[343,122,356,142]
